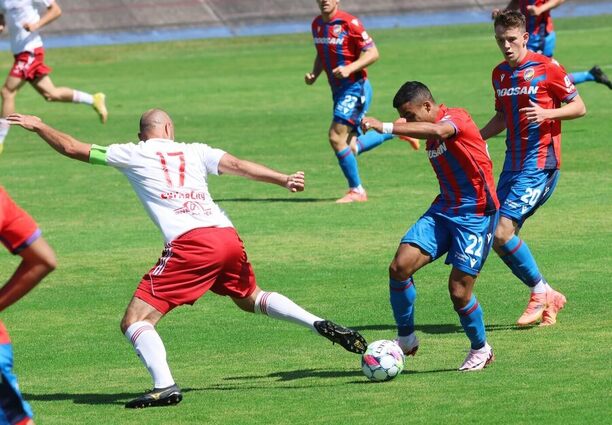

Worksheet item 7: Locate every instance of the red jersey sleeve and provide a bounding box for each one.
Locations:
[493,69,503,112]
[546,60,578,103]
[347,16,374,51]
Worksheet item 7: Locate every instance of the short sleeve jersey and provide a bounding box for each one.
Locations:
[0,186,40,254]
[519,0,554,37]
[311,10,374,93]
[426,105,499,216]
[0,0,53,54]
[492,51,578,171]
[90,139,234,244]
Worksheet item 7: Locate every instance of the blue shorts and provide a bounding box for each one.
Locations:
[497,169,560,226]
[400,207,499,276]
[0,344,33,424]
[528,31,556,58]
[332,79,372,131]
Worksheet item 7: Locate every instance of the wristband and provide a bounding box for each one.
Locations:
[382,122,394,134]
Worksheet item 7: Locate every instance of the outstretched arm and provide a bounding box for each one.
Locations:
[480,111,507,140]
[6,113,92,162]
[23,1,62,32]
[361,116,456,140]
[218,153,305,192]
[0,238,56,313]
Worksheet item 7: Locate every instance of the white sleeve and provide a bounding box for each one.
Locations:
[196,144,226,176]
[106,143,135,168]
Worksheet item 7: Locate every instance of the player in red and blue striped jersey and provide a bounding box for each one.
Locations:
[480,10,586,326]
[305,0,418,204]
[362,81,499,371]
[492,0,612,89]
[0,187,56,425]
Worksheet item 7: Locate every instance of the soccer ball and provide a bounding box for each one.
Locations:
[361,339,405,382]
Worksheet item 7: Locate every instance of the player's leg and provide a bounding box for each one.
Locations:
[329,121,367,203]
[31,76,108,123]
[445,213,496,371]
[570,66,612,89]
[450,269,493,371]
[0,338,35,424]
[390,211,445,355]
[231,287,366,354]
[0,76,27,151]
[494,170,566,325]
[121,296,182,408]
[351,79,394,154]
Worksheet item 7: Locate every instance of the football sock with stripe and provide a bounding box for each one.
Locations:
[389,277,416,337]
[456,295,486,350]
[125,321,175,389]
[72,90,94,105]
[336,147,362,189]
[569,71,595,85]
[498,235,543,288]
[254,291,322,332]
[355,132,394,155]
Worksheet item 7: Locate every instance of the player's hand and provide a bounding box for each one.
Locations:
[23,21,39,32]
[491,8,501,19]
[5,113,43,131]
[526,5,541,16]
[361,117,383,133]
[285,171,305,192]
[332,66,351,79]
[0,25,4,34]
[305,73,317,85]
[520,100,550,123]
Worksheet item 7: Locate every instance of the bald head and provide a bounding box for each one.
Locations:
[139,108,174,141]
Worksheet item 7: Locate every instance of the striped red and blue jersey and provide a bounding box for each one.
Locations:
[0,320,9,344]
[519,0,554,37]
[311,10,374,93]
[427,105,499,216]
[493,51,577,171]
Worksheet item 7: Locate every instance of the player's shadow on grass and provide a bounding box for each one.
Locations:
[354,323,528,334]
[22,392,137,406]
[226,368,363,382]
[216,197,336,203]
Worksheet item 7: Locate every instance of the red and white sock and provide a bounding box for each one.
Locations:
[254,291,323,331]
[72,90,93,105]
[125,321,175,389]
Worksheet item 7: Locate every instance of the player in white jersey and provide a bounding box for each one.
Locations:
[0,0,107,154]
[6,109,367,409]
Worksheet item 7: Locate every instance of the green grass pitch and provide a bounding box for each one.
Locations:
[0,14,610,425]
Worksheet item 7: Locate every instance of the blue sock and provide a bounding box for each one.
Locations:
[498,235,543,287]
[355,133,394,155]
[570,71,595,85]
[335,147,361,188]
[456,295,486,350]
[389,277,416,336]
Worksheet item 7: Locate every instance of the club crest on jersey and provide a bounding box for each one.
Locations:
[523,67,535,82]
[332,24,342,36]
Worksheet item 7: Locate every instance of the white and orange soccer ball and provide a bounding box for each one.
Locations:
[361,340,405,382]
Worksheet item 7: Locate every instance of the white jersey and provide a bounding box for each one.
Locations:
[91,138,234,244]
[0,0,53,54]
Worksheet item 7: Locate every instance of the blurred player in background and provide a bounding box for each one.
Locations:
[480,10,586,326]
[0,0,108,154]
[362,81,499,371]
[7,109,367,409]
[492,0,612,89]
[305,0,419,203]
[0,186,57,424]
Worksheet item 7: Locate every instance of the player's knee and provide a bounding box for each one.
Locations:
[120,317,133,334]
[389,260,411,282]
[494,223,514,246]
